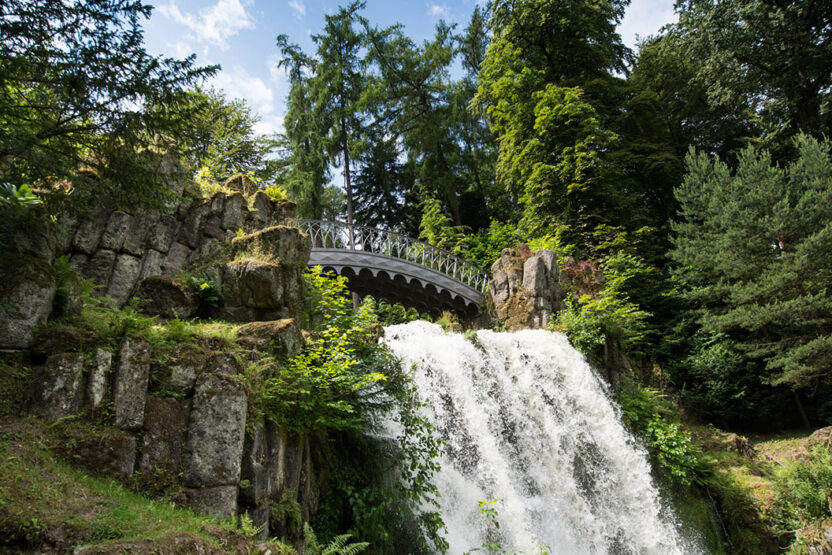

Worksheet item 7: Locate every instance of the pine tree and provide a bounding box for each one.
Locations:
[671,135,832,393]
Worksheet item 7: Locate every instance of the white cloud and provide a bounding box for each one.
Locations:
[428,3,449,17]
[158,0,255,52]
[617,0,677,50]
[168,40,195,59]
[210,65,284,135]
[288,0,306,20]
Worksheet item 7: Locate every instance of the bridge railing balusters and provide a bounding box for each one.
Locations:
[295,219,490,294]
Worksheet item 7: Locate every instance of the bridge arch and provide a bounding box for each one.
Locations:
[296,220,489,315]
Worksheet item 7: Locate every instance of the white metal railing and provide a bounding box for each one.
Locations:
[296,219,490,293]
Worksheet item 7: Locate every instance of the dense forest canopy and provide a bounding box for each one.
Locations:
[2,0,831,429]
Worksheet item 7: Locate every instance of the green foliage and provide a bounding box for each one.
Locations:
[360,296,421,326]
[617,380,703,486]
[51,254,93,319]
[463,220,522,271]
[270,490,303,537]
[261,267,388,434]
[0,0,215,213]
[303,522,369,555]
[419,196,471,256]
[771,446,832,534]
[0,183,41,207]
[265,184,289,202]
[671,135,832,390]
[186,274,223,309]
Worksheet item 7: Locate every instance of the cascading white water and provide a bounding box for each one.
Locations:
[383,321,697,555]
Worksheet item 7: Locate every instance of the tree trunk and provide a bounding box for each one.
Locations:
[791,389,811,429]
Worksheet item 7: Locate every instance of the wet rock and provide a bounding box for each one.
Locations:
[100,211,132,251]
[134,276,198,318]
[185,373,247,487]
[140,395,190,476]
[87,347,113,414]
[0,254,56,349]
[236,319,303,357]
[113,335,152,430]
[38,353,86,421]
[106,254,141,306]
[186,485,239,521]
[73,432,137,480]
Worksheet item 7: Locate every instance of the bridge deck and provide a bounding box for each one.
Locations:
[296,220,488,315]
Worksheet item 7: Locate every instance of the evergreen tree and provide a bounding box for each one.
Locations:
[671,135,832,396]
[0,0,214,211]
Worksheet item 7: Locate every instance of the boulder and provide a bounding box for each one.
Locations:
[236,319,303,357]
[224,174,258,196]
[221,193,246,231]
[156,343,206,396]
[122,212,156,256]
[72,211,108,254]
[205,352,241,376]
[186,485,239,521]
[185,373,247,487]
[106,254,141,306]
[221,261,284,311]
[37,353,86,421]
[32,326,93,360]
[231,225,311,267]
[0,253,56,349]
[134,276,198,319]
[87,347,113,415]
[83,249,117,292]
[73,431,137,480]
[178,204,210,249]
[113,335,152,430]
[148,214,178,253]
[161,241,192,275]
[249,191,273,223]
[99,211,132,251]
[140,396,190,476]
[138,249,165,281]
[489,246,561,331]
[808,426,832,451]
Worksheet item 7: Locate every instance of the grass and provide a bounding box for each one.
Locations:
[0,417,229,551]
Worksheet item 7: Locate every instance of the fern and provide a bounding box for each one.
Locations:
[303,522,369,555]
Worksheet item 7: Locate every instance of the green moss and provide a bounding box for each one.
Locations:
[0,252,55,289]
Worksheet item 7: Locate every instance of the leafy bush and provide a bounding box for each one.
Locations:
[261,267,388,434]
[771,446,832,535]
[361,296,422,326]
[186,274,223,308]
[618,379,703,486]
[264,184,289,201]
[0,183,41,207]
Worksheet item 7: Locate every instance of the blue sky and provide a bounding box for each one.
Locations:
[143,0,677,138]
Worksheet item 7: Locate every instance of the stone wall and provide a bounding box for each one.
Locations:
[59,175,298,309]
[489,245,562,331]
[35,321,312,540]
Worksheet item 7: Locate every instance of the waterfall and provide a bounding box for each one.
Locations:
[382,321,697,554]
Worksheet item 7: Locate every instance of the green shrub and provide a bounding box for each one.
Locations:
[186,274,223,308]
[771,446,832,535]
[264,184,289,201]
[618,379,703,486]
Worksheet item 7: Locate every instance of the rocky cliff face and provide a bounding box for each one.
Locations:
[489,245,562,331]
[0,173,320,543]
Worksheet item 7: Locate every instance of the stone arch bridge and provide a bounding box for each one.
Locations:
[295,220,489,315]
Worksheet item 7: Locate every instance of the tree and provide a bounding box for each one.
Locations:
[276,35,331,219]
[475,0,634,249]
[311,1,367,227]
[670,135,832,402]
[669,0,832,146]
[0,0,215,211]
[166,88,277,183]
